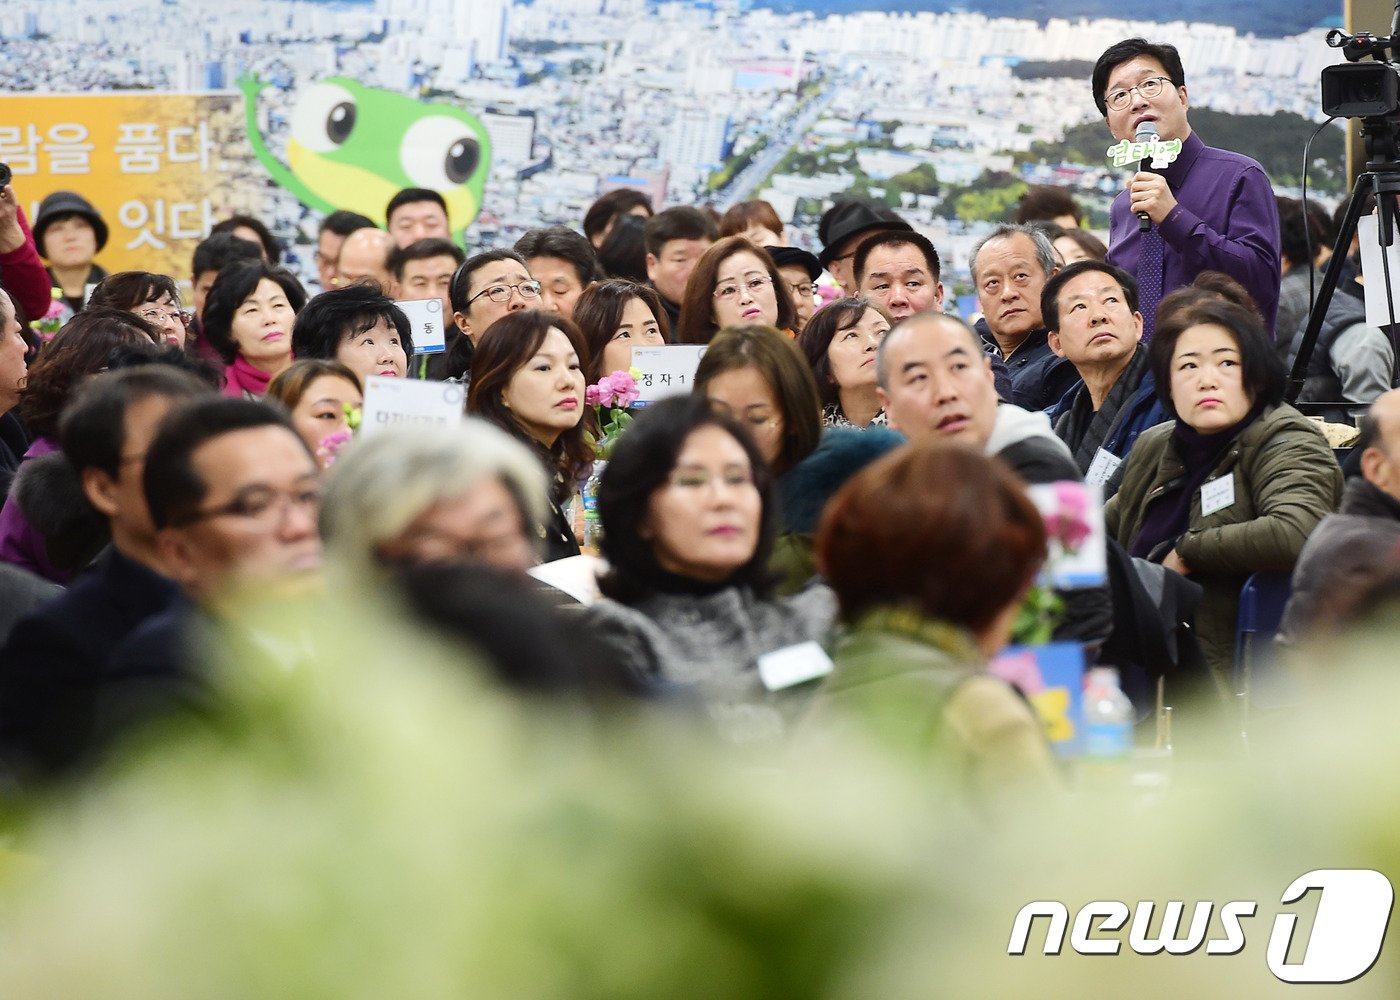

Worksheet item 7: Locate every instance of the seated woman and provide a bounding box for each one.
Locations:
[572,279,669,383]
[1105,298,1342,684]
[87,271,189,348]
[201,260,307,398]
[802,442,1061,806]
[466,310,590,563]
[320,419,549,579]
[584,394,836,741]
[796,296,891,429]
[694,326,901,591]
[266,359,363,470]
[718,199,786,247]
[439,249,540,384]
[291,283,412,385]
[674,236,796,345]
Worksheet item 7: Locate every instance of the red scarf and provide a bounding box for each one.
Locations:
[223,354,278,398]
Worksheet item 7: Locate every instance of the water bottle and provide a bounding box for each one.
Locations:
[582,460,606,549]
[1081,667,1134,761]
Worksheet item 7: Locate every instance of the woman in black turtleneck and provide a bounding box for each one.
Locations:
[582,394,835,742]
[1105,297,1342,687]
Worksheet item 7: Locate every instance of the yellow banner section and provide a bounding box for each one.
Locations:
[0,92,250,281]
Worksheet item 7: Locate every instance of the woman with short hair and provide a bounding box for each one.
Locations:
[796,296,891,429]
[87,271,190,349]
[201,260,307,398]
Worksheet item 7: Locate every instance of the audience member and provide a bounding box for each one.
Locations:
[210,214,281,264]
[265,359,363,470]
[87,271,189,348]
[675,237,795,345]
[314,210,376,291]
[1049,226,1108,265]
[189,232,263,365]
[514,225,603,318]
[970,223,1080,412]
[34,191,109,316]
[797,296,891,429]
[582,188,653,249]
[385,188,452,248]
[718,200,786,247]
[389,237,464,324]
[854,230,944,321]
[335,227,396,292]
[0,288,31,496]
[572,279,668,382]
[293,283,412,384]
[1276,196,1327,360]
[767,246,821,335]
[1014,185,1082,228]
[596,213,649,283]
[0,182,58,325]
[466,310,589,562]
[443,249,541,383]
[644,207,718,330]
[817,199,911,295]
[201,260,307,398]
[1105,298,1341,682]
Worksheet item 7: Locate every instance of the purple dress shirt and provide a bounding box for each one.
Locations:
[1106,131,1281,337]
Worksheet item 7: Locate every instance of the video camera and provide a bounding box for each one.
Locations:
[1323,29,1400,118]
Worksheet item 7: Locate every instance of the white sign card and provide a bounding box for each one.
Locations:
[359,376,465,436]
[631,345,708,407]
[1084,448,1122,488]
[396,298,446,354]
[1200,474,1236,517]
[1356,215,1400,328]
[1025,481,1107,590]
[757,641,834,691]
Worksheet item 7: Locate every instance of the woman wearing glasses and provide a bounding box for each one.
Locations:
[673,236,796,345]
[466,310,590,563]
[441,250,542,383]
[87,272,190,349]
[584,393,836,742]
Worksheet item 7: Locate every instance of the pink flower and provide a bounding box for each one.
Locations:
[43,299,66,320]
[585,382,613,408]
[1047,482,1093,552]
[606,370,639,408]
[316,429,353,466]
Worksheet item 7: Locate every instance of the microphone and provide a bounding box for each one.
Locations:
[1135,120,1158,233]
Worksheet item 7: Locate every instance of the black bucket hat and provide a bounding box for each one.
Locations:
[34,190,109,256]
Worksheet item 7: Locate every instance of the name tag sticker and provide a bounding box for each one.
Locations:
[1200,474,1236,517]
[1085,448,1122,487]
[757,641,834,691]
[397,298,446,354]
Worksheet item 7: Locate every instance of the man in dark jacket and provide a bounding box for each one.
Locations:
[1043,260,1169,496]
[970,224,1080,412]
[1280,389,1400,642]
[0,365,213,779]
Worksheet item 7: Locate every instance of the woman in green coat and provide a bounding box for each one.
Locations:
[1105,298,1342,685]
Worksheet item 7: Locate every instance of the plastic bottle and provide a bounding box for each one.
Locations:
[1081,666,1134,761]
[582,460,606,549]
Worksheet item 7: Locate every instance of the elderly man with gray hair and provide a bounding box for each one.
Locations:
[969,223,1080,412]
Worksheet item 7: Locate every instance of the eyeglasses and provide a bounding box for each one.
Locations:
[1104,77,1172,112]
[181,486,322,530]
[467,281,542,305]
[713,276,773,301]
[787,282,819,299]
[138,306,190,326]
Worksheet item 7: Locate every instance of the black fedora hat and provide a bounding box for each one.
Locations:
[817,199,911,268]
[34,190,109,255]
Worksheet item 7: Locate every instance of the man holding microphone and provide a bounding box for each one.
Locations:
[1094,38,1281,339]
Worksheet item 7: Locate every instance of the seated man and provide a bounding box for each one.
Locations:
[1281,389,1400,643]
[876,312,1110,642]
[385,188,451,249]
[854,230,943,321]
[188,232,263,367]
[643,207,717,332]
[1043,260,1169,494]
[335,228,396,293]
[970,224,1080,412]
[817,199,912,295]
[0,365,213,779]
[514,226,603,318]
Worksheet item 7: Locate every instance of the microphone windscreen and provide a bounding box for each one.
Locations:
[1135,120,1159,143]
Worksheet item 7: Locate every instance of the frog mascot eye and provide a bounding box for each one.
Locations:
[240,73,492,234]
[400,116,481,189]
[290,82,358,152]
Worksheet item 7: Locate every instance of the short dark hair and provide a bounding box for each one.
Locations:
[105,341,224,390]
[1156,272,1261,335]
[86,271,182,313]
[596,214,648,282]
[1277,196,1328,270]
[582,189,653,244]
[210,214,282,265]
[266,358,363,414]
[143,397,303,530]
[817,442,1046,628]
[852,230,941,287]
[514,226,604,287]
[1046,225,1108,263]
[1149,298,1285,420]
[596,393,780,604]
[386,187,448,226]
[293,284,414,363]
[1092,38,1187,116]
[202,261,308,364]
[796,297,887,411]
[59,365,213,479]
[319,210,377,238]
[1039,260,1140,333]
[449,249,531,314]
[388,237,465,281]
[191,232,263,281]
[21,309,159,440]
[693,325,823,476]
[572,279,671,383]
[643,206,718,257]
[674,237,796,345]
[1014,185,1082,226]
[465,310,594,503]
[718,200,784,240]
